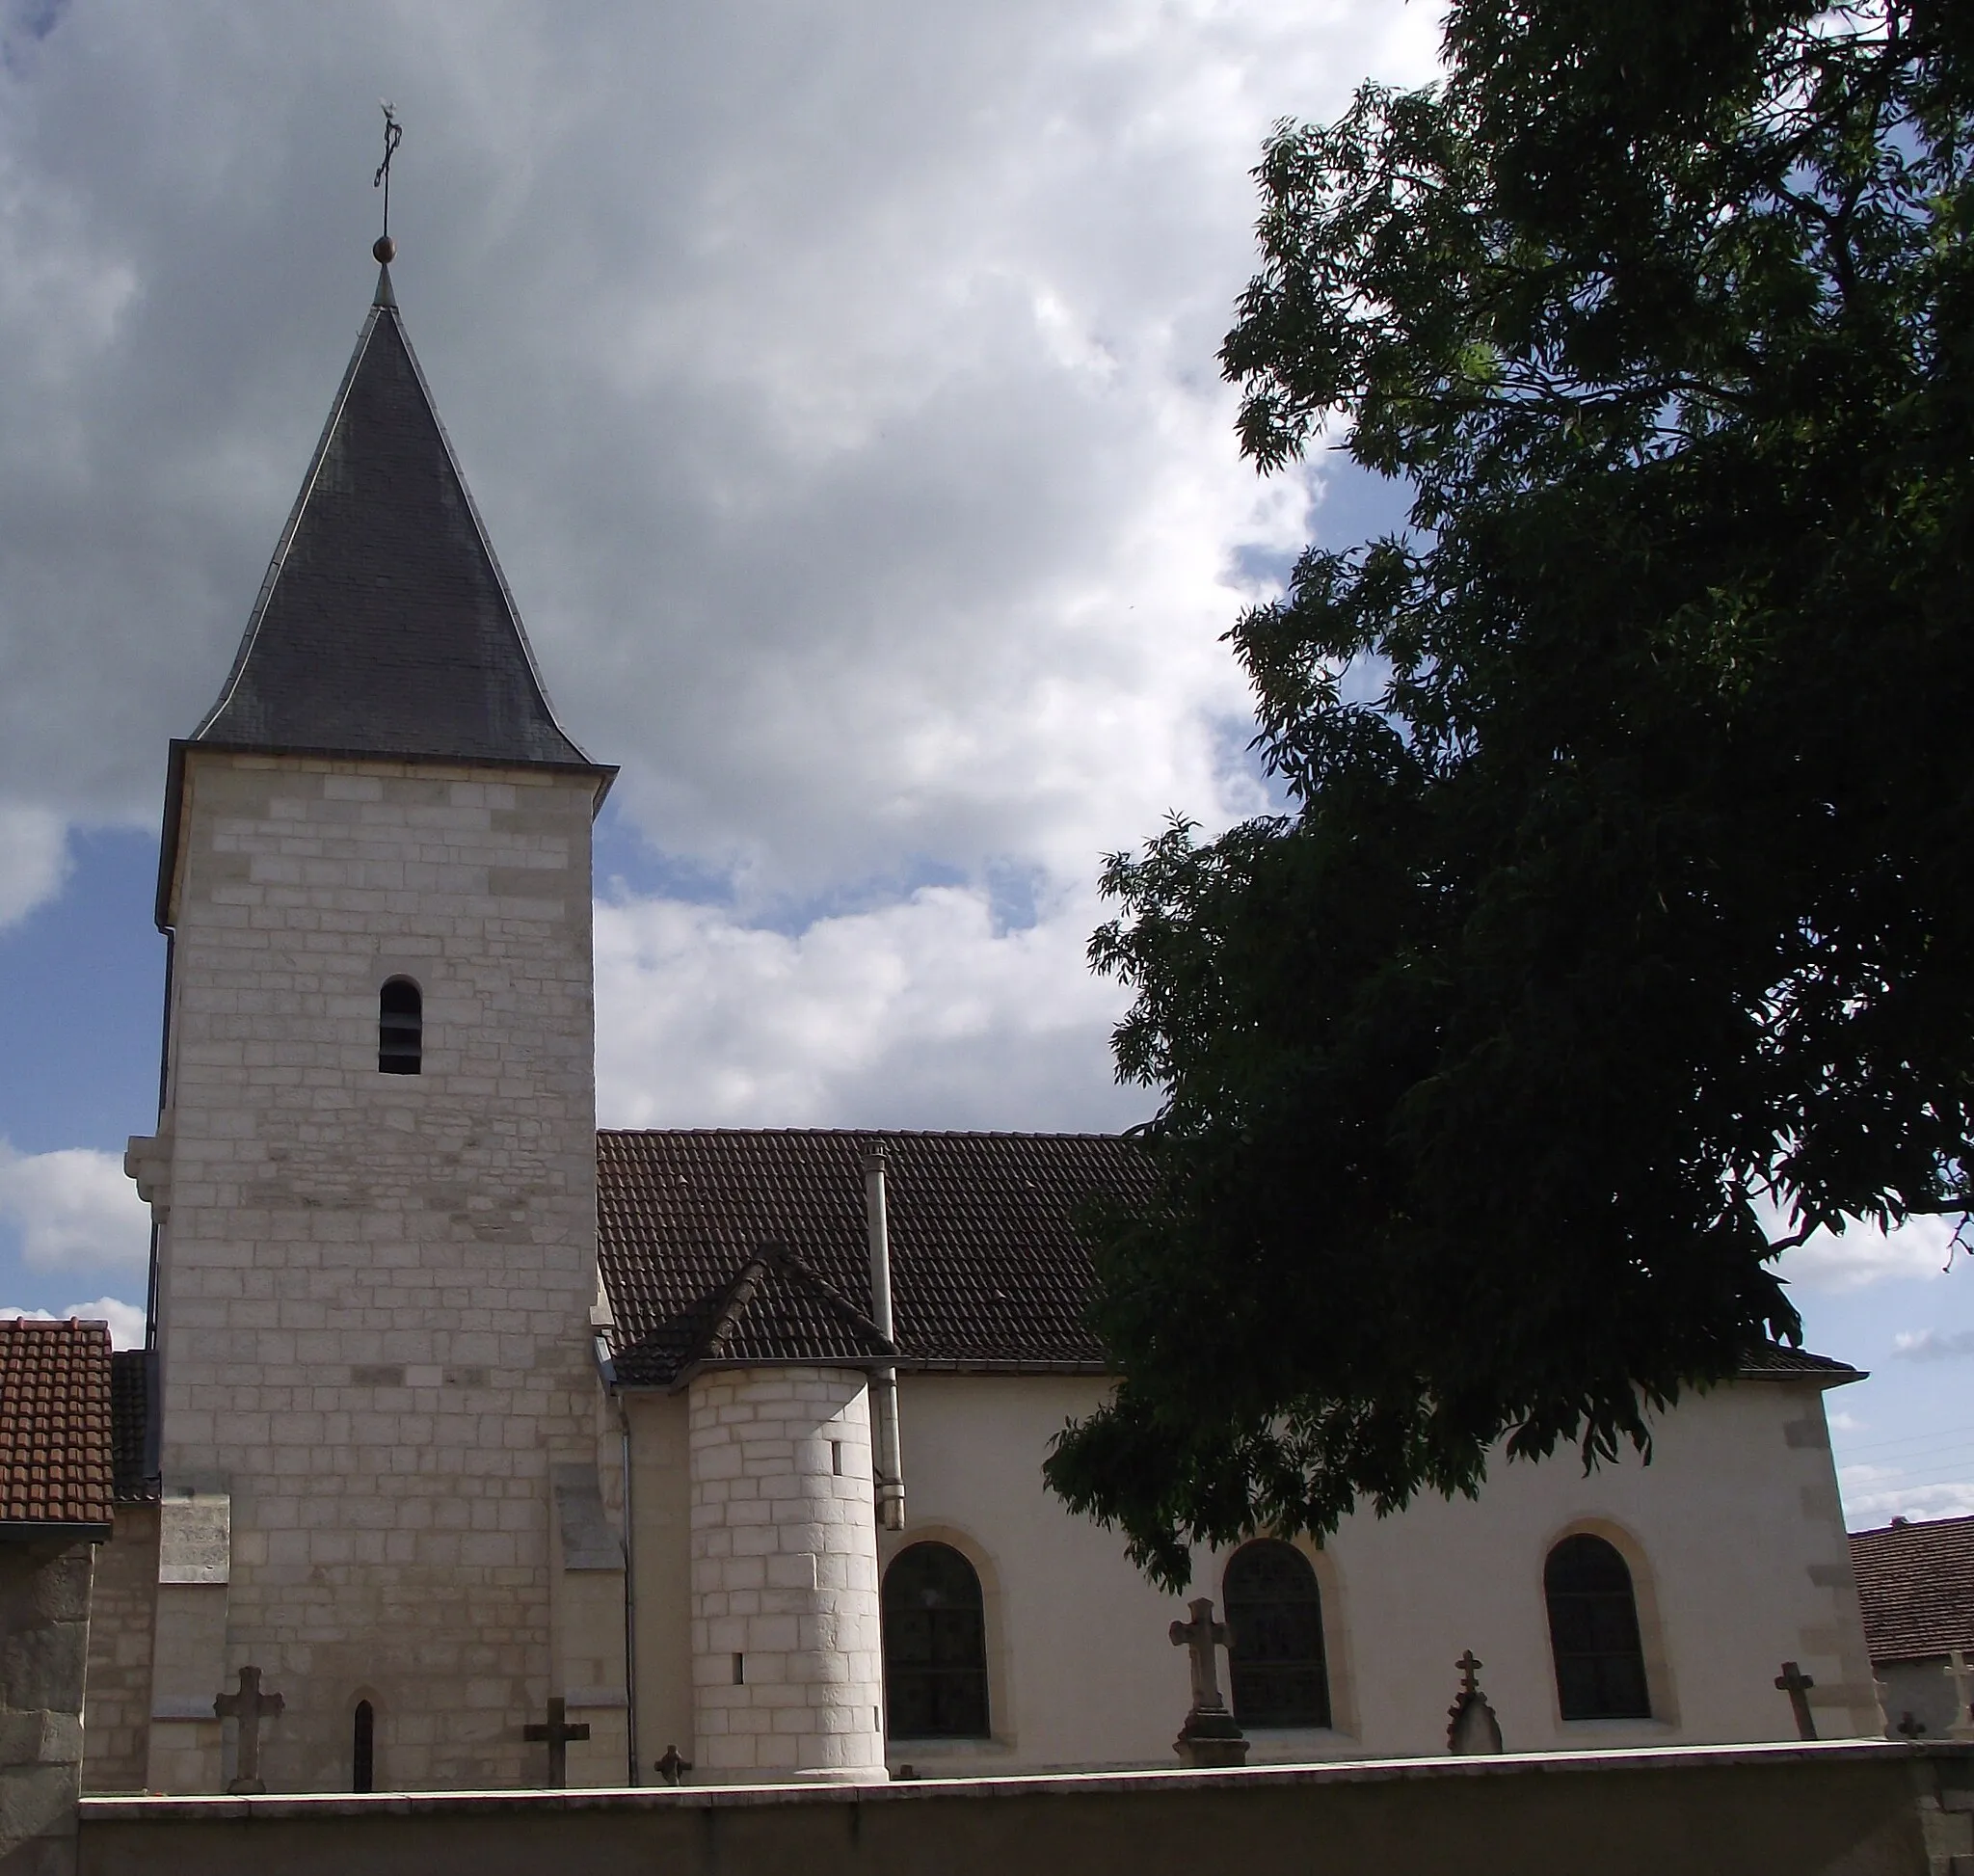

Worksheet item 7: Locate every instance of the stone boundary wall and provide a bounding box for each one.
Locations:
[78,1740,1973,1876]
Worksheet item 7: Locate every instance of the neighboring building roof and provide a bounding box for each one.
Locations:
[1851,1514,1974,1663]
[189,266,593,772]
[110,1349,159,1507]
[598,1130,1159,1387]
[0,1319,115,1537]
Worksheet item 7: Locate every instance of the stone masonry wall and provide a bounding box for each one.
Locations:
[688,1370,884,1781]
[80,1509,158,1794]
[0,1539,93,1875]
[145,753,610,1793]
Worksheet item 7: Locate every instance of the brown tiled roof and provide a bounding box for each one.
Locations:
[598,1130,1158,1387]
[110,1349,159,1506]
[1851,1514,1974,1662]
[1737,1344,1864,1383]
[0,1319,115,1534]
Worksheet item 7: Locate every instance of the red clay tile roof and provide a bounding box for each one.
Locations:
[0,1319,115,1533]
[1851,1514,1974,1662]
[598,1130,1158,1387]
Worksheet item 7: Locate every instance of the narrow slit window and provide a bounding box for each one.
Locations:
[353,1700,374,1793]
[379,978,422,1075]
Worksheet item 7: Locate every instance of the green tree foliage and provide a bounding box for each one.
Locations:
[1045,0,1974,1588]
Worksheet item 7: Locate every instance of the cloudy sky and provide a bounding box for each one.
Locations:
[0,0,1966,1528]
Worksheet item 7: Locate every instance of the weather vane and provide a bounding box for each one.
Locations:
[372,101,403,263]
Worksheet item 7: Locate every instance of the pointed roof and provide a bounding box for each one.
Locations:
[191,265,593,768]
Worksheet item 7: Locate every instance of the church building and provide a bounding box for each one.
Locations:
[93,255,1882,1794]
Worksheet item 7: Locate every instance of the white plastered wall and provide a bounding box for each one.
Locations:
[850,1370,1875,1772]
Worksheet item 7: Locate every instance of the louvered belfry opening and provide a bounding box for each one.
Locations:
[378,978,422,1074]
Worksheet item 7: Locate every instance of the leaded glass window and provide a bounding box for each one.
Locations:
[1224,1540,1331,1729]
[883,1541,989,1739]
[1545,1534,1651,1720]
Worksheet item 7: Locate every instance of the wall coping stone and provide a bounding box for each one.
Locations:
[77,1737,1969,1822]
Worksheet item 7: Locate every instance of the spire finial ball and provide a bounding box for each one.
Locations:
[373,235,397,265]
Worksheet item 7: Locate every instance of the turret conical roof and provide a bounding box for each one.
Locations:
[192,267,592,768]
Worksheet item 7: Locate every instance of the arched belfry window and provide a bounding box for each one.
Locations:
[353,1700,375,1792]
[1224,1539,1331,1728]
[1545,1533,1651,1720]
[883,1541,989,1739]
[378,978,421,1075]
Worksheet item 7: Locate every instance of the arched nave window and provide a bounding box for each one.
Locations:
[378,978,422,1075]
[883,1541,989,1739]
[1544,1533,1651,1720]
[1223,1539,1331,1728]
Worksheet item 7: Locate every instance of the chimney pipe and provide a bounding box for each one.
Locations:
[863,1144,906,1531]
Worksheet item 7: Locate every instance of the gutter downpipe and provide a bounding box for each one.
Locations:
[593,1326,639,1783]
[863,1144,906,1531]
[619,1398,639,1783]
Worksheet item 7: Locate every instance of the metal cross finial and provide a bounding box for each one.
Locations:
[372,102,404,261]
[1456,1648,1483,1696]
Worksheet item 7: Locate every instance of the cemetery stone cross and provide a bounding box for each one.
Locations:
[213,1665,284,1794]
[1774,1661,1817,1741]
[1169,1597,1232,1715]
[524,1696,591,1787]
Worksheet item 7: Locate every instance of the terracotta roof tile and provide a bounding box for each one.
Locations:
[598,1130,1157,1387]
[1851,1514,1974,1662]
[0,1319,116,1533]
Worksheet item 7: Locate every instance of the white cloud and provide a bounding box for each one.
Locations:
[0,0,1438,893]
[0,1140,149,1272]
[1776,1212,1961,1294]
[0,803,67,928]
[1891,1328,1974,1362]
[595,880,1151,1133]
[1840,1466,1974,1529]
[0,1297,145,1351]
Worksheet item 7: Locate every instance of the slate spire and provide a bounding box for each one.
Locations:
[190,268,592,769]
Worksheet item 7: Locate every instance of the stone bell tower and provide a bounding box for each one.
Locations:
[126,252,623,1793]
